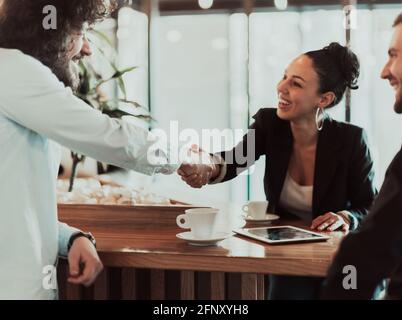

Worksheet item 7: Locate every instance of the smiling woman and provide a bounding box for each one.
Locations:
[277,42,360,124]
[178,41,377,299]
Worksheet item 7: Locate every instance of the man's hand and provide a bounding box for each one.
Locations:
[67,237,103,287]
[178,145,220,188]
[178,162,213,188]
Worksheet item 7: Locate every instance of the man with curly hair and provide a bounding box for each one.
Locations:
[0,0,179,299]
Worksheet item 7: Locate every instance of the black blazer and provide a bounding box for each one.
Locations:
[322,148,402,299]
[219,108,377,227]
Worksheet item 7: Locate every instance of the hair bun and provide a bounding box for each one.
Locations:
[324,42,360,90]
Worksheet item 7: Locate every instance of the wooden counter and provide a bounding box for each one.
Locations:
[57,204,344,300]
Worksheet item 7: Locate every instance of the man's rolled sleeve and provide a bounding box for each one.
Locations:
[58,222,81,258]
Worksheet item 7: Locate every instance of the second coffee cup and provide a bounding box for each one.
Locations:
[242,201,268,220]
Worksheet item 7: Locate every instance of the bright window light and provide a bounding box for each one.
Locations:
[198,0,214,10]
[166,30,182,43]
[274,0,288,11]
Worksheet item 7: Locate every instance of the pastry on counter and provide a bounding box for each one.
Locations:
[57,178,171,206]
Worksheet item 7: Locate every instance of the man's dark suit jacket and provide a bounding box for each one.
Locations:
[218,108,377,228]
[322,148,402,299]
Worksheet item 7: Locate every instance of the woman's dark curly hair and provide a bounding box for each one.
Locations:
[0,0,116,70]
[305,42,360,109]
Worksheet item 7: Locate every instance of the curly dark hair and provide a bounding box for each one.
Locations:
[0,0,116,83]
[305,42,360,109]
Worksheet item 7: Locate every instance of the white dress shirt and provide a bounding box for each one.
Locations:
[0,48,177,299]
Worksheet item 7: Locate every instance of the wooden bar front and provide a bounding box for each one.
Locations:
[57,204,343,300]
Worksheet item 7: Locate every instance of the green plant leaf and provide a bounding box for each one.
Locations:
[81,59,102,81]
[94,66,138,100]
[117,77,127,100]
[118,99,143,108]
[102,109,153,122]
[112,66,138,78]
[101,99,151,117]
[70,28,146,189]
[89,37,118,72]
[90,29,115,48]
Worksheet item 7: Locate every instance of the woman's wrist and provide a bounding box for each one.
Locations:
[210,162,221,181]
[336,211,352,226]
[209,154,223,182]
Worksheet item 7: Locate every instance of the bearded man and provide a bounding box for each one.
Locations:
[0,0,179,299]
[322,13,402,300]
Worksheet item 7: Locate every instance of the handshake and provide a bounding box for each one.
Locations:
[177,145,221,188]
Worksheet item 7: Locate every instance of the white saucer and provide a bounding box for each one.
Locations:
[244,213,280,223]
[176,231,234,246]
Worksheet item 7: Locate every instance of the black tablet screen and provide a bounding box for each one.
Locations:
[248,227,322,241]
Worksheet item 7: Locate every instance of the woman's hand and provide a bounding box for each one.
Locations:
[178,162,214,188]
[311,211,351,232]
[178,145,220,188]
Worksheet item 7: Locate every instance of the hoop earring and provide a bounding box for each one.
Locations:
[315,107,326,131]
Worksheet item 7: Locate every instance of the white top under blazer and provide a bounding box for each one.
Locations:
[279,172,313,221]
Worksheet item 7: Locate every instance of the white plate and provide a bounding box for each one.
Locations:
[244,213,280,223]
[176,231,234,246]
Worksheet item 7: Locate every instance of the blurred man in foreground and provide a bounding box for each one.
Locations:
[321,13,402,300]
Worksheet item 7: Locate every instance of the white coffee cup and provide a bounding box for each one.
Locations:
[242,201,268,219]
[176,208,219,239]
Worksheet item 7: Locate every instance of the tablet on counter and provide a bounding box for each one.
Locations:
[234,225,330,244]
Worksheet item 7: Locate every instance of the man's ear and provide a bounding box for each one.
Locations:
[317,92,336,108]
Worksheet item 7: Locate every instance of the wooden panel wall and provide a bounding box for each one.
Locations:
[57,260,267,300]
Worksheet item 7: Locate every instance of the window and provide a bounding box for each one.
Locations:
[110,3,402,205]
